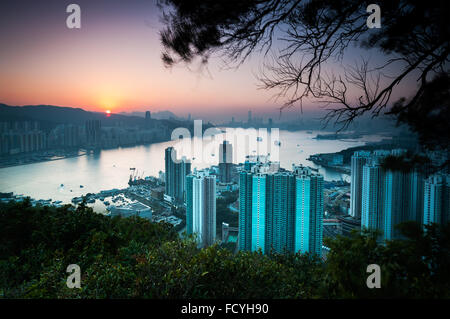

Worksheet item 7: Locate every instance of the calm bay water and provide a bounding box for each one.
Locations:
[0,129,386,207]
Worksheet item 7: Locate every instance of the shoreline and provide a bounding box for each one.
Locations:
[0,152,87,169]
[0,139,173,170]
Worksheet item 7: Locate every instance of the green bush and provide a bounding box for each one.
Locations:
[1,200,449,298]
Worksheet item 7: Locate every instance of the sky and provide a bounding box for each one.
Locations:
[0,0,418,122]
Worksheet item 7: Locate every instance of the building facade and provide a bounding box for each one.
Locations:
[355,149,449,241]
[423,174,450,226]
[186,171,216,247]
[239,162,324,256]
[218,140,233,183]
[164,147,191,203]
[350,151,371,219]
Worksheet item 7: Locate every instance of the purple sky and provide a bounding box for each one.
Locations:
[0,0,418,122]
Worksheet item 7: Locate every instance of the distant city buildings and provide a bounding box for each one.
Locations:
[164,147,191,203]
[0,121,47,155]
[0,114,170,157]
[144,110,154,129]
[239,160,324,256]
[85,120,102,148]
[186,170,216,247]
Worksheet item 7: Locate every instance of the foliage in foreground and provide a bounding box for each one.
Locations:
[0,201,449,298]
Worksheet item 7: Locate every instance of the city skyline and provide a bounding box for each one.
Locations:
[1,0,449,302]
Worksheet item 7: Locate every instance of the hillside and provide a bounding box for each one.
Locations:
[0,103,199,133]
[0,200,449,298]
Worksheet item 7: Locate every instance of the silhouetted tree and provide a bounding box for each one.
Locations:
[159,0,449,150]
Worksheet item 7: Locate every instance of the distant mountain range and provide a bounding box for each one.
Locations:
[0,103,192,131]
[0,103,140,124]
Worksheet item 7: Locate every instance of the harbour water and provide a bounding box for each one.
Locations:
[0,129,387,210]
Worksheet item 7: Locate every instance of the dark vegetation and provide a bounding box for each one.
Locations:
[1,200,449,298]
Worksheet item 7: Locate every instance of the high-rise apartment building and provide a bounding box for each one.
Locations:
[383,169,409,240]
[355,149,448,241]
[239,162,324,256]
[350,151,371,219]
[186,171,216,247]
[294,165,324,255]
[407,170,425,223]
[239,171,253,251]
[164,147,191,203]
[361,163,384,231]
[423,174,450,226]
[218,140,233,183]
